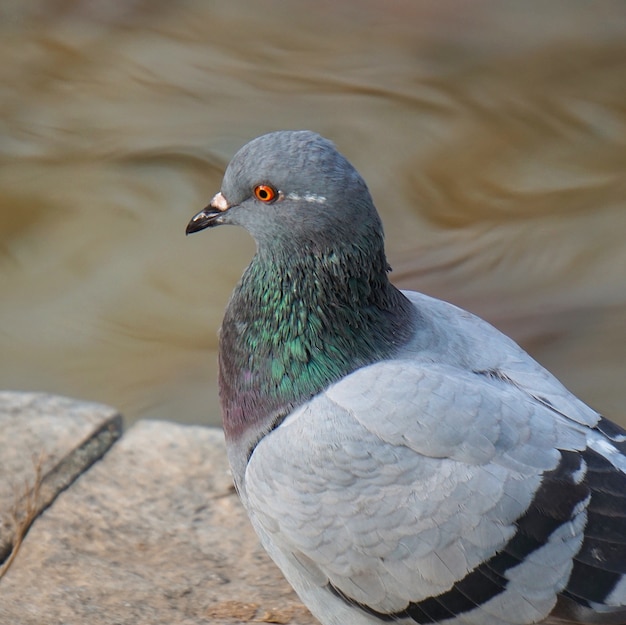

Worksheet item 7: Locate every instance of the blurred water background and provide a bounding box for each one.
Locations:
[1,0,625,427]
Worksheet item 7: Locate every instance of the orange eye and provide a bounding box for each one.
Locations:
[253,184,277,203]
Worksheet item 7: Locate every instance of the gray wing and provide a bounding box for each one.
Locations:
[244,360,626,625]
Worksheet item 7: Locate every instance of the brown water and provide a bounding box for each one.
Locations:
[1,1,625,427]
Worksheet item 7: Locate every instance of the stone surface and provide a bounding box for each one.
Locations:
[0,392,122,567]
[0,418,315,625]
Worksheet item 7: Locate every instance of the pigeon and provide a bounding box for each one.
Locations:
[186,130,626,625]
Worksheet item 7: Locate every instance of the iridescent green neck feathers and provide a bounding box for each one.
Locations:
[219,236,415,442]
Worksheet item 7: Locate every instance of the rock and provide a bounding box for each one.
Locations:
[0,408,315,625]
[0,391,122,567]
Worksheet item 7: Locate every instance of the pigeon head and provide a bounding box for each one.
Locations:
[186,131,383,253]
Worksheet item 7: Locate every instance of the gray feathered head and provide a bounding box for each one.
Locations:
[187,130,384,252]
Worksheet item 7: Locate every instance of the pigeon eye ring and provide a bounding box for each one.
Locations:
[253,184,278,203]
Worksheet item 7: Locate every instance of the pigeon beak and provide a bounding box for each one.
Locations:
[185,192,230,234]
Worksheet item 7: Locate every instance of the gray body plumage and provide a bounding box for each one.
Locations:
[187,131,626,625]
